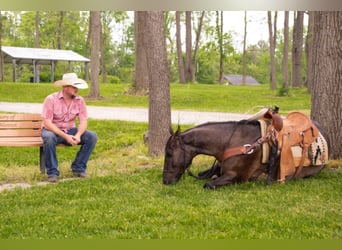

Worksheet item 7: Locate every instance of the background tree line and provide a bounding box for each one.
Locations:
[0,11,313,89]
[0,11,340,158]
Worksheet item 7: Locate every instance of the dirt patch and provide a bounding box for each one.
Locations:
[0,178,78,193]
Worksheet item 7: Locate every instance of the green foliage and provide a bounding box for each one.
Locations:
[1,11,304,91]
[277,85,290,96]
[197,42,220,84]
[117,67,133,84]
[107,75,121,84]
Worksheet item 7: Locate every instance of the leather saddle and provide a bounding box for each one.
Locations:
[264,110,319,182]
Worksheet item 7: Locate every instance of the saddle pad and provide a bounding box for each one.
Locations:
[290,132,329,167]
[258,119,270,164]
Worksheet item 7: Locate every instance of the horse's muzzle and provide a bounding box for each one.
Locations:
[163,177,178,185]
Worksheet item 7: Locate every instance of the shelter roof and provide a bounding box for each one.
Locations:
[1,46,90,65]
[224,75,260,85]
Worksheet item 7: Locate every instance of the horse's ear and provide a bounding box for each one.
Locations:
[175,124,181,136]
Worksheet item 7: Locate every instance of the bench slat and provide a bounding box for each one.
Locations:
[0,136,43,142]
[0,114,42,121]
[0,121,42,129]
[0,136,43,146]
[0,129,41,137]
[0,141,43,147]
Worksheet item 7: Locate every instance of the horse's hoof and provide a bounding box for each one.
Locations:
[203,182,215,189]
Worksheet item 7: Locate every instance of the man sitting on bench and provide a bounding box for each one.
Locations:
[41,73,98,183]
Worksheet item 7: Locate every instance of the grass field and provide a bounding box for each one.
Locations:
[0,82,341,239]
[0,82,312,114]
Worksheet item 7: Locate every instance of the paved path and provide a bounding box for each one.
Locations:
[0,102,251,125]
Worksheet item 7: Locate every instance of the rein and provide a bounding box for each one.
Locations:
[218,131,271,162]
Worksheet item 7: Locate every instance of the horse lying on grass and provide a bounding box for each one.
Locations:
[162,109,329,189]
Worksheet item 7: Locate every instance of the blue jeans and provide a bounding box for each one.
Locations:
[41,128,98,177]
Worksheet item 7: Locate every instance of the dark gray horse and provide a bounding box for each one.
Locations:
[163,119,329,189]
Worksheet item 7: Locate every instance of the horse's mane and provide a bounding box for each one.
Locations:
[182,119,260,133]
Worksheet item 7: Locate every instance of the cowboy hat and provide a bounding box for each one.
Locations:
[54,73,88,89]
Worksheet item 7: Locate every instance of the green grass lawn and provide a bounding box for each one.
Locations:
[0,82,340,239]
[0,82,312,114]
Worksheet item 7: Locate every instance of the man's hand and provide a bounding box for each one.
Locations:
[66,134,79,146]
[72,134,81,145]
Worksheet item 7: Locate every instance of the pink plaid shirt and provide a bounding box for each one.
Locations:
[42,91,88,132]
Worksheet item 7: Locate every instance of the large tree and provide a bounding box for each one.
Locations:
[0,11,3,82]
[267,11,277,90]
[291,11,304,88]
[134,11,149,93]
[282,11,289,91]
[34,11,40,83]
[143,11,171,156]
[175,11,185,83]
[88,11,101,99]
[216,11,224,84]
[242,11,247,85]
[191,11,205,82]
[185,11,192,82]
[305,11,314,92]
[311,11,341,159]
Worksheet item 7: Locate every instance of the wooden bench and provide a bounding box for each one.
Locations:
[0,113,62,174]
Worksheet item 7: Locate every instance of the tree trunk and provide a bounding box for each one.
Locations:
[134,11,149,93]
[305,11,314,93]
[56,11,64,50]
[85,12,92,59]
[311,11,341,159]
[267,11,277,90]
[217,11,224,84]
[292,11,304,88]
[35,11,40,83]
[144,11,171,156]
[191,11,205,82]
[53,11,64,73]
[88,11,101,99]
[100,12,107,84]
[185,11,192,82]
[0,11,3,82]
[282,11,289,91]
[242,11,247,85]
[176,11,185,83]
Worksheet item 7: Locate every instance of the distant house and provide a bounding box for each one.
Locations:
[224,75,260,85]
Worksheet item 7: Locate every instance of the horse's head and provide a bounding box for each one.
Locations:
[163,126,193,185]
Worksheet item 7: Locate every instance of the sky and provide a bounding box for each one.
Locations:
[223,11,305,49]
[114,11,308,51]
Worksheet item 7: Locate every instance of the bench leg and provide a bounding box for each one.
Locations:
[39,146,46,174]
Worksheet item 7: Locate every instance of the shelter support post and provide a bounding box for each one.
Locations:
[85,62,89,81]
[50,61,55,82]
[12,59,16,82]
[33,60,37,83]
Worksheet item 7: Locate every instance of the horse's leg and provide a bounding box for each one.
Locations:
[203,171,236,189]
[294,165,325,179]
[198,161,221,179]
